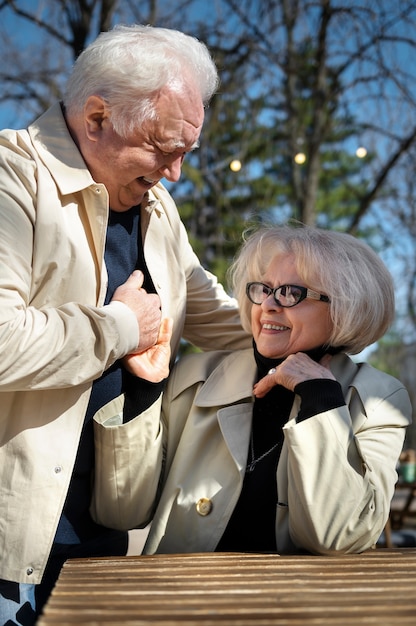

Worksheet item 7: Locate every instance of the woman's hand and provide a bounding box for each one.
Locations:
[123,317,173,382]
[253,352,335,397]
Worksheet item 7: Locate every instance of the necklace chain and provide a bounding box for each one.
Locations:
[245,430,281,473]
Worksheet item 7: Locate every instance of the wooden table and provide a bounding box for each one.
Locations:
[38,548,416,625]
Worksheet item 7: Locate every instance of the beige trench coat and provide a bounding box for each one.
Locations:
[92,349,412,556]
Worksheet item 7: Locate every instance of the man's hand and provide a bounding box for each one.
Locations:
[253,352,335,397]
[111,270,162,352]
[123,318,173,382]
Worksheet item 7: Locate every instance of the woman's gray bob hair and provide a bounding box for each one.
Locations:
[228,224,395,355]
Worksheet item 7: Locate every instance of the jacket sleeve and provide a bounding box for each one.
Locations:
[90,394,164,530]
[279,365,412,555]
[0,133,138,391]
[182,261,251,352]
[148,183,251,354]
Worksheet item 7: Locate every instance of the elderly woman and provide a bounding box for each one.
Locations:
[92,224,412,555]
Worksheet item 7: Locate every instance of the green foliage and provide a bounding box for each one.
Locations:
[367,334,404,379]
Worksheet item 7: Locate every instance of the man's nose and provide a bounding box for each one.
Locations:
[159,154,184,183]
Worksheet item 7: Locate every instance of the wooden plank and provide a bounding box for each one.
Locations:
[37,549,416,626]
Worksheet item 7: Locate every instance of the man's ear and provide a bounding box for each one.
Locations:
[84,95,110,140]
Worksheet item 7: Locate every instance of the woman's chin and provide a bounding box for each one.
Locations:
[258,346,287,360]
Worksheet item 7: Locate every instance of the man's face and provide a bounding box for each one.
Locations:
[81,86,204,212]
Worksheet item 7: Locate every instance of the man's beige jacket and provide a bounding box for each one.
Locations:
[0,104,248,584]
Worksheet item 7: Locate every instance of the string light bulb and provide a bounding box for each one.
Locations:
[294,152,306,164]
[229,159,242,172]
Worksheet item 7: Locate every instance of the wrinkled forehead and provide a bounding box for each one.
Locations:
[152,84,205,150]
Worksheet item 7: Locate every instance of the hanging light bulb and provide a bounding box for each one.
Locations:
[229,159,242,172]
[294,152,306,164]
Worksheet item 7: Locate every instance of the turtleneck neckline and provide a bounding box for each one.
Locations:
[252,339,335,382]
[253,340,284,381]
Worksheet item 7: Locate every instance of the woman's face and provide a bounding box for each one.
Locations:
[250,253,333,359]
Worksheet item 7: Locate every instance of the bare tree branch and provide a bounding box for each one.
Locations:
[349,126,416,234]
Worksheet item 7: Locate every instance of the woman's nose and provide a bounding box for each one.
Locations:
[261,293,283,310]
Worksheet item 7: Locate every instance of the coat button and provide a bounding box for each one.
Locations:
[196,497,213,516]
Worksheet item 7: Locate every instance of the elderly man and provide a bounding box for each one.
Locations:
[0,24,249,624]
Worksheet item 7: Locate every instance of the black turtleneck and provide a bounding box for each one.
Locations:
[216,341,345,553]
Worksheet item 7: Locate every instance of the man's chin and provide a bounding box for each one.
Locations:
[112,192,146,212]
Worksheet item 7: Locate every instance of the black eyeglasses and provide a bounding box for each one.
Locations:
[246,282,330,308]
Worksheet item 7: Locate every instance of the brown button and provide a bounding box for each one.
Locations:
[196,497,213,516]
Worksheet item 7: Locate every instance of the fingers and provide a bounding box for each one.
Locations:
[123,317,173,382]
[111,271,163,352]
[111,270,147,306]
[110,275,173,356]
[319,353,333,369]
[124,269,145,290]
[158,317,173,344]
[253,372,276,398]
[253,352,336,398]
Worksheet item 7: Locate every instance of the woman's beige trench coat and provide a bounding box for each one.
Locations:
[92,349,411,555]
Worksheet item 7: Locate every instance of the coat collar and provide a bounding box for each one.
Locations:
[193,350,365,401]
[172,349,372,415]
[194,349,256,407]
[330,352,367,403]
[28,102,95,196]
[169,349,256,408]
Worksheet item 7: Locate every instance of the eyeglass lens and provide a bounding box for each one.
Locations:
[248,283,304,306]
